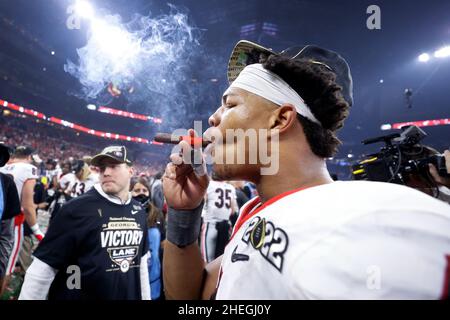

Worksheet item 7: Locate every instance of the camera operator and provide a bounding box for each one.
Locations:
[429,149,450,204]
[352,126,450,204]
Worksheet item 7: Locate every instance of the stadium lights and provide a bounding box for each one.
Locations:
[86,104,97,110]
[96,106,162,124]
[73,1,140,74]
[418,45,450,63]
[418,53,430,63]
[90,18,139,65]
[434,46,450,58]
[75,0,95,20]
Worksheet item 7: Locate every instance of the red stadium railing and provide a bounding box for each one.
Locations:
[96,106,162,124]
[380,118,450,130]
[0,98,164,145]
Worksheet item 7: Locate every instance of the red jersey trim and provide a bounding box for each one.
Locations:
[229,186,310,241]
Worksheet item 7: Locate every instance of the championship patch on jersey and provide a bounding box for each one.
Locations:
[250,218,266,249]
[241,216,289,272]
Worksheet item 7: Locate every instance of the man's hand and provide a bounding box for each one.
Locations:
[162,129,209,210]
[429,150,450,188]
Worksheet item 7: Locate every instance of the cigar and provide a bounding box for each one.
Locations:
[154,133,211,147]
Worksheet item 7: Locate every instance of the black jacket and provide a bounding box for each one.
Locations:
[0,172,21,221]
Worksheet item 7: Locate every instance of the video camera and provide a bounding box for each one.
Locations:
[352,125,449,184]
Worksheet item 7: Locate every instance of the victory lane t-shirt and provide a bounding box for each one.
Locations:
[34,187,149,300]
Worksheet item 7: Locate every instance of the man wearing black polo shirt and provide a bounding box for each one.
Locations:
[19,146,150,300]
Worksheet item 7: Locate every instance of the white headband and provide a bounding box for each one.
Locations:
[228,63,321,125]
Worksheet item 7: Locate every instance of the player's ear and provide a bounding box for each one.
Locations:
[268,104,297,134]
[129,165,135,176]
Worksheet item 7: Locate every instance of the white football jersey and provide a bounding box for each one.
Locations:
[58,173,76,191]
[46,168,59,184]
[66,173,98,198]
[202,181,237,222]
[216,181,450,299]
[0,162,38,200]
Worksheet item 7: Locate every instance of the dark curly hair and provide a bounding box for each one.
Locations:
[262,55,350,158]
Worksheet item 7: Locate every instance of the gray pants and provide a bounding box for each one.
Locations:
[19,236,36,272]
[200,220,231,263]
[200,222,218,263]
[0,219,14,278]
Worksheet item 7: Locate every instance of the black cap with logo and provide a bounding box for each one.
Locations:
[91,146,133,167]
[227,40,353,106]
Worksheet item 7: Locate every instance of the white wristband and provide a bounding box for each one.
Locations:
[30,224,41,233]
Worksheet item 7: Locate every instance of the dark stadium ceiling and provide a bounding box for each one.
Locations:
[0,0,449,156]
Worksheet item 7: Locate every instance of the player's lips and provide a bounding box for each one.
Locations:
[204,143,214,158]
[203,127,219,145]
[102,180,116,185]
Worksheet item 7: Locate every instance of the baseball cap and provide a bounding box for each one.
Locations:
[227,40,353,106]
[91,146,132,167]
[0,142,10,167]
